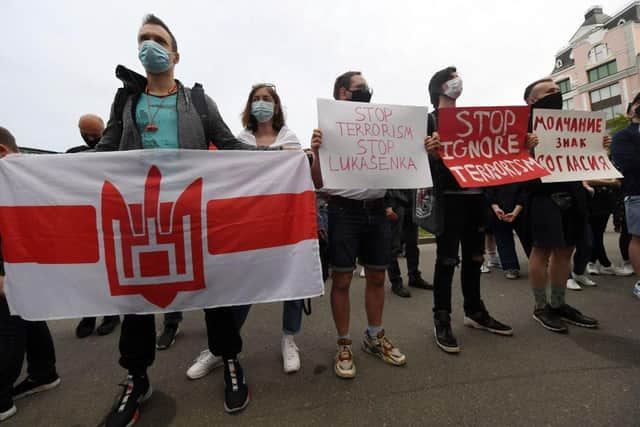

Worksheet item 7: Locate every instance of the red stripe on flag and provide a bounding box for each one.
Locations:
[206,191,317,255]
[0,206,99,263]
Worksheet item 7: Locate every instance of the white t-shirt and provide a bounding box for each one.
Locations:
[322,188,386,200]
[236,126,301,149]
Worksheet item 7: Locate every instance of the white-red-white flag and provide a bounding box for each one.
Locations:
[0,150,324,320]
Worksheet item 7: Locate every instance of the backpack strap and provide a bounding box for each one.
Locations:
[112,87,130,128]
[191,83,213,144]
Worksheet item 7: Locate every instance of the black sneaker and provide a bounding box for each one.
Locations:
[156,324,179,350]
[13,375,60,400]
[464,310,513,336]
[75,317,96,338]
[533,305,568,333]
[97,316,121,336]
[408,276,434,290]
[105,375,152,427]
[223,359,250,414]
[551,304,599,329]
[433,310,460,354]
[391,281,411,298]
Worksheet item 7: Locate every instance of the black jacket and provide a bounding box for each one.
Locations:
[485,183,530,213]
[611,123,640,196]
[427,110,464,193]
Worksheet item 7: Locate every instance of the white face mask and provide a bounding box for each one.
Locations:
[443,77,463,100]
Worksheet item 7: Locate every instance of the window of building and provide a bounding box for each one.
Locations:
[587,44,611,64]
[597,103,624,120]
[562,98,574,110]
[590,83,620,103]
[557,79,571,94]
[588,60,617,83]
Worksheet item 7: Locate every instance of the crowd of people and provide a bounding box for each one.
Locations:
[1,13,639,427]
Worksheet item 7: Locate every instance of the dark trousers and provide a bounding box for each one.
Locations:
[491,214,531,270]
[163,311,183,327]
[590,213,612,267]
[119,308,242,375]
[0,297,57,407]
[573,222,593,275]
[205,307,243,359]
[433,194,485,314]
[387,204,420,283]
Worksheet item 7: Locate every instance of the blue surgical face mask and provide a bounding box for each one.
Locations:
[138,40,172,74]
[251,101,275,123]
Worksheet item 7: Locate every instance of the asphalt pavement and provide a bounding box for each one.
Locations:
[4,231,640,427]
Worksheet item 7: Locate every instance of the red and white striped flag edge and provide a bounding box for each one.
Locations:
[0,150,324,320]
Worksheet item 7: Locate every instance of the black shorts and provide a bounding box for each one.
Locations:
[327,203,391,272]
[530,195,585,248]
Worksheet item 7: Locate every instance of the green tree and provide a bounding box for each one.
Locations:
[607,113,629,135]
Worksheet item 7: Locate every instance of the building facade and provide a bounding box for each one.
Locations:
[551,3,640,123]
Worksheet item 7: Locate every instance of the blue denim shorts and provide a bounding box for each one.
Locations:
[327,203,391,272]
[625,195,640,236]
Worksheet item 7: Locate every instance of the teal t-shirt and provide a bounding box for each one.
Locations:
[136,93,179,149]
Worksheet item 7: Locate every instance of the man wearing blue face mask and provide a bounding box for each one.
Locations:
[97,14,268,426]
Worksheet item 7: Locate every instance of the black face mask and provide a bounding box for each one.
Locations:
[81,134,101,148]
[349,88,372,103]
[532,91,563,111]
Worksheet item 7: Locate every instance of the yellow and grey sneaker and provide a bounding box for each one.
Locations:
[334,338,356,379]
[362,330,406,366]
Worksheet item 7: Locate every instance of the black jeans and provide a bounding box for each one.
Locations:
[573,222,593,275]
[387,203,420,283]
[119,308,241,375]
[0,297,57,408]
[491,213,531,270]
[590,213,612,267]
[163,311,183,327]
[433,194,485,314]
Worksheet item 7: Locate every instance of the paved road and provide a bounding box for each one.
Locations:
[5,232,640,426]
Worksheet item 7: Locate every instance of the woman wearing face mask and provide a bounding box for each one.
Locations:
[425,67,513,355]
[186,84,304,379]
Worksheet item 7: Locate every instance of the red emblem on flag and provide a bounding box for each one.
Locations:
[101,166,205,308]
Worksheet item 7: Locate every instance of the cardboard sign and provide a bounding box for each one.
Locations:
[532,109,622,182]
[317,98,432,189]
[438,106,549,188]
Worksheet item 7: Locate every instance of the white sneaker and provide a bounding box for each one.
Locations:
[566,278,582,291]
[0,404,16,422]
[598,265,617,275]
[633,282,640,299]
[571,272,597,287]
[487,254,501,268]
[586,262,599,275]
[619,261,635,276]
[359,267,365,278]
[281,335,301,373]
[612,264,634,277]
[186,349,223,380]
[480,264,490,273]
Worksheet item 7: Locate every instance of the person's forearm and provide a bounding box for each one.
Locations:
[311,153,323,189]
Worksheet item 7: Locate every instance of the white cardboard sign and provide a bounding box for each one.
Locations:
[317,98,432,189]
[533,109,622,183]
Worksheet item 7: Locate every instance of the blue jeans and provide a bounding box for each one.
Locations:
[491,214,531,271]
[232,300,303,335]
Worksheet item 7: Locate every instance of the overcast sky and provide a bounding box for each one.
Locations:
[0,0,631,151]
